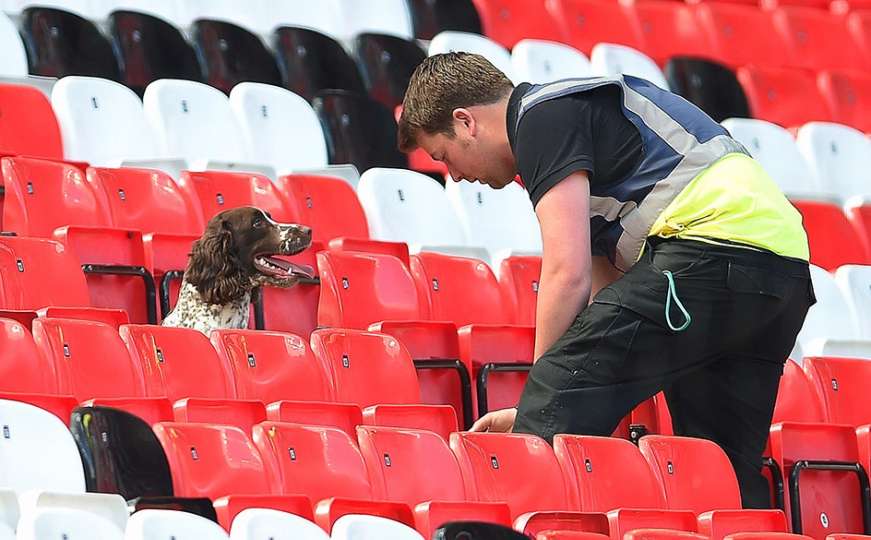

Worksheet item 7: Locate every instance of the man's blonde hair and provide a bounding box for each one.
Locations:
[398,52,514,152]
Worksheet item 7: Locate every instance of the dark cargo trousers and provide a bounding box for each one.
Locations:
[513,238,815,508]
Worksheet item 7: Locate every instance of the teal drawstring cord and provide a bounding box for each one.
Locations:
[663,270,692,332]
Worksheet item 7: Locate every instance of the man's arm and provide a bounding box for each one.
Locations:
[533,171,593,362]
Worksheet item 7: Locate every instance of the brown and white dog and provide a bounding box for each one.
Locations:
[162,207,313,333]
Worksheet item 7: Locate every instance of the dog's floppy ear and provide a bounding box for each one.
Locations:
[185,217,247,305]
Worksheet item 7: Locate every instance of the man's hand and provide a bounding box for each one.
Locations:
[469,407,517,433]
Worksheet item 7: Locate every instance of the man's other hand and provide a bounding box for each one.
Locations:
[469,407,517,433]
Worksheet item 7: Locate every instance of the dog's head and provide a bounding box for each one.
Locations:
[185,207,313,305]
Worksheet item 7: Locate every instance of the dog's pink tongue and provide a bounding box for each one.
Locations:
[288,262,315,279]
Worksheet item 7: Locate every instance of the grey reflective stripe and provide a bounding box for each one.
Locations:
[516,76,745,271]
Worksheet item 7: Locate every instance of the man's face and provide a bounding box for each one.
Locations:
[416,108,516,189]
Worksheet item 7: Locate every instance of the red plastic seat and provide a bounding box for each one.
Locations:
[694,3,789,69]
[259,242,322,337]
[310,328,420,408]
[792,201,870,270]
[357,425,510,538]
[498,255,540,326]
[173,398,267,433]
[0,83,63,159]
[817,70,871,134]
[724,535,815,540]
[266,400,362,440]
[36,306,130,329]
[848,11,871,75]
[769,422,865,536]
[88,167,205,236]
[211,329,331,403]
[536,533,610,540]
[639,436,788,539]
[327,237,411,268]
[772,360,827,425]
[119,325,235,401]
[32,318,146,401]
[80,397,173,425]
[471,0,566,48]
[252,421,373,501]
[804,357,871,426]
[625,532,706,540]
[771,7,864,72]
[0,318,57,394]
[516,513,610,537]
[362,404,458,440]
[450,432,572,519]
[737,66,832,127]
[846,204,871,255]
[153,421,273,498]
[141,232,197,320]
[0,392,77,425]
[277,175,369,244]
[628,1,715,64]
[413,252,535,415]
[549,0,642,54]
[213,494,313,530]
[183,170,297,222]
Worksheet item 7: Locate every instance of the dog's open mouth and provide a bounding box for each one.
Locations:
[253,254,315,280]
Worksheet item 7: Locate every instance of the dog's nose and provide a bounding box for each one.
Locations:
[299,225,312,243]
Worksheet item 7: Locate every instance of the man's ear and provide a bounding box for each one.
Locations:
[452,108,476,136]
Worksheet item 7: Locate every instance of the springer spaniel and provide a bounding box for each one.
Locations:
[162,206,313,333]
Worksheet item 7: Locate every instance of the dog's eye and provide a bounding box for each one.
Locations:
[253,217,265,228]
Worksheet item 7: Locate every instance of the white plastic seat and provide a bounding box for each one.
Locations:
[428,31,513,80]
[796,122,871,201]
[229,508,329,540]
[835,264,871,339]
[510,39,592,85]
[814,339,871,360]
[124,509,229,540]
[797,264,862,356]
[0,13,27,77]
[445,179,542,267]
[721,118,820,200]
[51,76,161,166]
[172,0,265,30]
[229,82,329,175]
[143,79,272,176]
[18,491,128,532]
[590,43,669,90]
[0,523,10,540]
[357,168,470,252]
[0,490,17,532]
[3,0,97,18]
[17,508,122,540]
[338,0,413,41]
[0,399,85,494]
[262,0,343,38]
[330,515,424,540]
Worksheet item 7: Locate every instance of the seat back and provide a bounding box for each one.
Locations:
[472,0,565,48]
[0,236,91,310]
[211,329,332,402]
[173,398,266,433]
[428,31,513,77]
[278,175,369,243]
[316,250,423,329]
[229,508,329,540]
[549,0,640,54]
[817,69,871,134]
[772,7,862,72]
[312,90,408,173]
[20,7,120,81]
[108,10,203,97]
[143,79,248,164]
[192,20,281,95]
[184,170,297,222]
[32,318,145,401]
[17,509,122,540]
[554,435,666,512]
[736,66,831,128]
[796,122,871,200]
[0,83,63,159]
[797,265,860,354]
[252,422,373,500]
[664,57,750,122]
[835,265,871,339]
[638,435,742,513]
[412,252,511,326]
[120,325,235,401]
[695,3,789,69]
[590,43,668,90]
[804,357,871,426]
[310,328,420,407]
[357,426,470,505]
[1,157,113,238]
[0,13,26,77]
[229,83,328,174]
[154,422,271,499]
[450,432,572,518]
[498,256,541,326]
[792,201,870,270]
[339,0,415,40]
[628,2,714,64]
[0,318,57,394]
[273,27,366,102]
[405,0,482,40]
[353,34,426,110]
[125,509,230,540]
[89,167,205,236]
[510,39,592,84]
[357,168,467,247]
[445,180,542,259]
[331,514,424,540]
[721,118,818,198]
[772,359,827,424]
[50,76,159,165]
[0,399,85,493]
